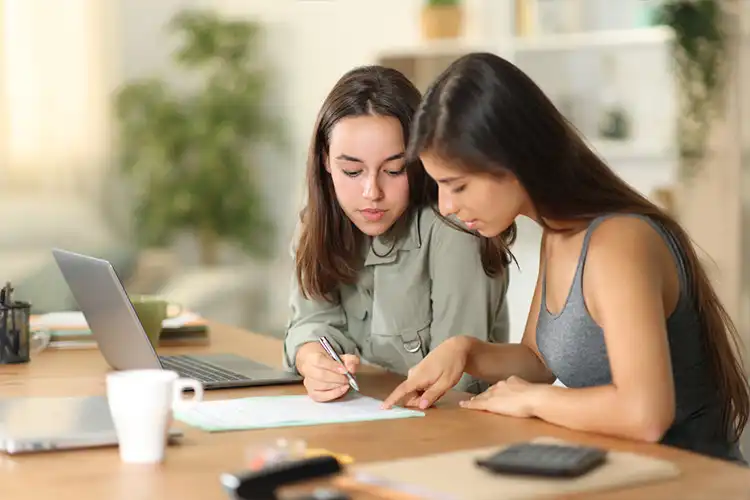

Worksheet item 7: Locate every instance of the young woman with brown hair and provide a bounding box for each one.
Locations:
[284,65,510,403]
[382,53,749,464]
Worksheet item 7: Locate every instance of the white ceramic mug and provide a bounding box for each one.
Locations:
[106,369,203,464]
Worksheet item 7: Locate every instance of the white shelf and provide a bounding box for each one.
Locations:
[373,21,679,198]
[377,26,673,59]
[511,26,673,53]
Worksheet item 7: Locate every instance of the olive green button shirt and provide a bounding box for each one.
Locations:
[283,207,510,393]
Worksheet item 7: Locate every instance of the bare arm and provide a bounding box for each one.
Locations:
[522,218,676,442]
[460,234,555,385]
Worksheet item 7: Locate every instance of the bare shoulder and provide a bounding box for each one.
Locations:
[587,215,666,259]
[586,215,669,273]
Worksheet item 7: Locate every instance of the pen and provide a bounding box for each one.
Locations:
[318,336,359,392]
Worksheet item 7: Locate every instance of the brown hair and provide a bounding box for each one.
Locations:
[408,52,749,441]
[295,66,429,302]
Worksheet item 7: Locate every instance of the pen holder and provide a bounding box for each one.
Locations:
[0,300,43,364]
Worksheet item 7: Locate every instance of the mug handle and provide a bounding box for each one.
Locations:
[172,378,204,409]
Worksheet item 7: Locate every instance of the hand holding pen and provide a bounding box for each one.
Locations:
[318,336,359,393]
[294,338,360,402]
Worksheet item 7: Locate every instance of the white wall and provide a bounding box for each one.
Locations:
[117,0,183,80]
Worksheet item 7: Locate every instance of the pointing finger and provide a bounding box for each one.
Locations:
[381,380,416,409]
[415,383,448,410]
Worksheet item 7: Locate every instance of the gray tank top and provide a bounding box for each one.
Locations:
[536,213,746,464]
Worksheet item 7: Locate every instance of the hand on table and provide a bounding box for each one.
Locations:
[459,375,537,418]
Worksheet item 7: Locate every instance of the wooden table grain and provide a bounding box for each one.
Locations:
[0,322,747,499]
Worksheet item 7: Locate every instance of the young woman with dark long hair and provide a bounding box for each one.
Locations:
[284,65,510,403]
[383,53,749,463]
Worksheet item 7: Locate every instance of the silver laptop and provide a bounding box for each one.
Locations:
[51,248,301,389]
[0,395,182,454]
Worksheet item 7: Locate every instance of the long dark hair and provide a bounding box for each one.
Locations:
[295,66,428,302]
[408,52,749,441]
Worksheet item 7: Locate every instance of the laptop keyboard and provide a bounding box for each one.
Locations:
[159,355,250,384]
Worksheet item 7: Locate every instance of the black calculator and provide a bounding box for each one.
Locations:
[475,442,608,478]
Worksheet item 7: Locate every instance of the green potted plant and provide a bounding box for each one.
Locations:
[421,0,464,40]
[654,0,728,181]
[114,9,282,265]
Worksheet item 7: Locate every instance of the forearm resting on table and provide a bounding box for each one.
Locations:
[462,337,555,385]
[529,384,673,443]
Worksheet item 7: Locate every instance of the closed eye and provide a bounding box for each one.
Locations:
[342,170,362,178]
[385,166,406,177]
[452,184,466,194]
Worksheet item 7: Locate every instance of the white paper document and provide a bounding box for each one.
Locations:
[173,393,424,432]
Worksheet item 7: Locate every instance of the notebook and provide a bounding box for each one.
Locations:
[174,393,424,432]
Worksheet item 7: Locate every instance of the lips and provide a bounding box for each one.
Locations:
[462,219,479,230]
[360,209,386,222]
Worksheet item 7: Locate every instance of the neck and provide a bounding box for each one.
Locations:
[520,203,588,233]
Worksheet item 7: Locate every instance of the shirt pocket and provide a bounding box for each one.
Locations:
[340,286,368,321]
[339,286,369,352]
[368,292,432,375]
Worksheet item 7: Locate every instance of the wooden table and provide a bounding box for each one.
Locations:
[1,322,748,499]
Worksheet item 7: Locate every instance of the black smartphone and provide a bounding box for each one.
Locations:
[475,442,608,478]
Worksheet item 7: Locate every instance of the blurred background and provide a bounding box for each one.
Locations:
[0,0,748,433]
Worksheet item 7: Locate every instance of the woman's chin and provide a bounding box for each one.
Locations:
[476,222,510,238]
[477,227,499,238]
[352,218,395,237]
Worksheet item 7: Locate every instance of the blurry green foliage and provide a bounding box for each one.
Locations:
[114,9,283,264]
[655,0,727,180]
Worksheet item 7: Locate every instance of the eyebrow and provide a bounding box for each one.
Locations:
[334,152,405,163]
[436,175,464,184]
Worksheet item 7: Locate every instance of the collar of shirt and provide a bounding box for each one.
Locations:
[364,208,424,266]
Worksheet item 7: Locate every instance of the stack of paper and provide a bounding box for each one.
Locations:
[30,310,209,348]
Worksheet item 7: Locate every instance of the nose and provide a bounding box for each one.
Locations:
[362,174,383,201]
[439,190,457,217]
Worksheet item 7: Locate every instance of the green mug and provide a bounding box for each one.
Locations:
[130,295,182,348]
